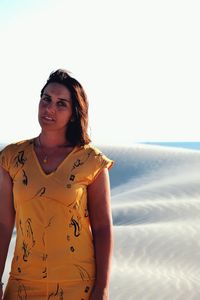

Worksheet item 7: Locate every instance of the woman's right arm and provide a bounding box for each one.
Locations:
[0,166,15,299]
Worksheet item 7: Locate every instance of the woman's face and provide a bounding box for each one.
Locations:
[38,82,73,134]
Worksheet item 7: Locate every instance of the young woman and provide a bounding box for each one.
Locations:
[0,69,114,300]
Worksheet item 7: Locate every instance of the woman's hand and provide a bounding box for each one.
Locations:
[89,286,109,300]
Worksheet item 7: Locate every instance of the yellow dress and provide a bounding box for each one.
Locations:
[0,139,114,300]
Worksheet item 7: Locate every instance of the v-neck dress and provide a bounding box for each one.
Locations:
[0,139,114,299]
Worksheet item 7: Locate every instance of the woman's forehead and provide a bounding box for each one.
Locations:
[44,82,71,99]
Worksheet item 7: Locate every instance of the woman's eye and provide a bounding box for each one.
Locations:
[41,97,50,102]
[57,101,67,107]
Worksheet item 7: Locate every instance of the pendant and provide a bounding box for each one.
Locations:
[43,156,48,163]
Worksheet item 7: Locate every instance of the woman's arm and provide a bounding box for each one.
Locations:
[87,168,114,300]
[0,166,15,299]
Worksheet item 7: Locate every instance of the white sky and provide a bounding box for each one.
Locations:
[0,0,200,146]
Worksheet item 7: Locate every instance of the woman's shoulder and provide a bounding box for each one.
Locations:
[76,143,114,184]
[81,143,104,155]
[80,143,114,166]
[0,139,34,173]
[0,138,34,157]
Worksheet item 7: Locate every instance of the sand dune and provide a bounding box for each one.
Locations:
[102,144,200,300]
[2,143,200,299]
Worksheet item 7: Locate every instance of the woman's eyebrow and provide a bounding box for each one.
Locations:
[43,93,71,102]
[43,93,51,97]
[58,98,71,102]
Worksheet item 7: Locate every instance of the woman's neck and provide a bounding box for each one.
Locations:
[38,132,70,148]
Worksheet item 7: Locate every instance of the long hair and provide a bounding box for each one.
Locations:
[40,69,91,146]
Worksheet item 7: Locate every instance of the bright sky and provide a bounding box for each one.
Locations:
[0,0,200,146]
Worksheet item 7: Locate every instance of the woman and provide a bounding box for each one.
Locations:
[0,69,114,300]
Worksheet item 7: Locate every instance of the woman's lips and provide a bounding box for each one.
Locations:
[42,115,55,122]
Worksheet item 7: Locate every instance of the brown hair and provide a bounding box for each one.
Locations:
[40,69,91,146]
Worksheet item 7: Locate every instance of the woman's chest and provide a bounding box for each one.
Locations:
[34,146,74,175]
[12,161,88,208]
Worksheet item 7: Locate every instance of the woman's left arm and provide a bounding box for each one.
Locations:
[87,168,114,300]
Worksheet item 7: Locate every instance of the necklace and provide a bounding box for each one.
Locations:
[37,136,48,163]
[37,135,72,164]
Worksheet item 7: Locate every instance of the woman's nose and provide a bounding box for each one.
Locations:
[46,102,56,113]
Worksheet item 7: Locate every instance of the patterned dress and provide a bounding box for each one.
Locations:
[0,139,113,300]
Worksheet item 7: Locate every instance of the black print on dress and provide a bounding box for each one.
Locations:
[74,264,91,281]
[70,246,75,252]
[87,149,93,158]
[34,187,46,197]
[42,216,54,246]
[22,170,28,185]
[17,282,27,300]
[42,267,47,279]
[69,216,81,237]
[70,150,93,173]
[48,283,64,300]
[66,149,102,186]
[42,232,45,246]
[84,286,90,293]
[19,219,24,236]
[69,174,75,181]
[22,241,30,262]
[41,255,48,279]
[45,216,54,229]
[14,151,27,167]
[26,218,35,244]
[22,218,36,262]
[71,159,84,171]
[42,253,48,261]
[16,256,22,273]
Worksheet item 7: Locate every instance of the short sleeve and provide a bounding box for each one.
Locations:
[86,146,114,185]
[0,144,13,172]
